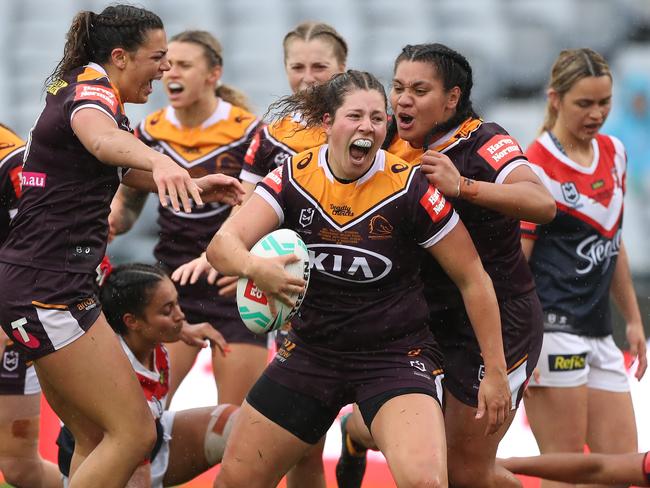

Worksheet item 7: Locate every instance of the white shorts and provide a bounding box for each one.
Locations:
[528,332,629,392]
[151,410,175,488]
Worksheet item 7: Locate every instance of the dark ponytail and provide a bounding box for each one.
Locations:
[100,263,167,335]
[46,4,163,86]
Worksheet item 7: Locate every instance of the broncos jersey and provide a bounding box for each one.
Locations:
[522,132,625,336]
[0,63,129,274]
[120,337,170,419]
[0,125,25,245]
[256,145,459,351]
[136,103,260,269]
[389,118,536,309]
[240,114,327,184]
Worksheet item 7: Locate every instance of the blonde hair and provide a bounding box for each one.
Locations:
[282,21,348,67]
[541,48,612,133]
[170,30,252,112]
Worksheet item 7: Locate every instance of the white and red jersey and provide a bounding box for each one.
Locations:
[522,132,626,337]
[119,337,170,419]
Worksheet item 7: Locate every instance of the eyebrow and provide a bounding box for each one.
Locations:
[392,79,429,87]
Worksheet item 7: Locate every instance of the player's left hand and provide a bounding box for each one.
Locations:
[626,321,647,380]
[177,321,230,357]
[194,174,245,206]
[476,367,511,436]
[420,150,461,197]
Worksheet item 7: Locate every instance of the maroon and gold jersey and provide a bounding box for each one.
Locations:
[256,145,459,351]
[240,114,327,184]
[389,118,536,309]
[136,103,260,268]
[0,126,25,245]
[0,63,130,273]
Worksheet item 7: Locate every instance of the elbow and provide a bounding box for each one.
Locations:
[538,197,557,224]
[206,234,225,272]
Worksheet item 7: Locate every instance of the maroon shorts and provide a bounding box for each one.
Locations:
[0,263,101,360]
[265,328,444,413]
[176,279,266,347]
[0,341,40,395]
[429,289,543,408]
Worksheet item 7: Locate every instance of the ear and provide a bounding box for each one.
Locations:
[547,88,560,111]
[122,312,141,332]
[446,86,461,111]
[207,65,223,87]
[110,47,128,69]
[322,112,333,136]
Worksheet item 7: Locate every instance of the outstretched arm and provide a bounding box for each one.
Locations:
[499,452,649,486]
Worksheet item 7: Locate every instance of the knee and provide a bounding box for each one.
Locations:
[112,415,157,458]
[0,457,39,487]
[399,470,447,488]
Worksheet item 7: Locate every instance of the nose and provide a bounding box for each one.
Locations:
[302,68,316,87]
[358,115,373,133]
[160,57,171,72]
[396,92,413,108]
[173,304,185,322]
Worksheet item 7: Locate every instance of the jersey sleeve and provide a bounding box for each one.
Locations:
[408,170,459,248]
[473,126,529,184]
[241,125,292,184]
[254,163,286,225]
[67,80,121,127]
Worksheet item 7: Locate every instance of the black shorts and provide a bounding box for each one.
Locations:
[0,342,40,395]
[176,278,266,347]
[0,263,101,360]
[429,289,543,408]
[248,328,444,443]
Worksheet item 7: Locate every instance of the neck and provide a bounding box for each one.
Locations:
[174,95,219,128]
[551,124,593,166]
[123,334,156,370]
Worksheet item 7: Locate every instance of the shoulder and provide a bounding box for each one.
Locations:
[268,116,327,153]
[0,125,25,157]
[138,108,170,141]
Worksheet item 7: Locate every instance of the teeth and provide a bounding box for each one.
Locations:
[167,82,183,91]
[352,139,372,148]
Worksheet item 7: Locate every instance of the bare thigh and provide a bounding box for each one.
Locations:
[35,317,156,487]
[164,406,213,485]
[524,386,589,488]
[444,390,521,488]
[214,401,312,488]
[212,343,267,405]
[371,393,447,488]
[164,341,201,404]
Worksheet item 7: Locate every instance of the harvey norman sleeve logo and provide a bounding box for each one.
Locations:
[74,85,118,113]
[477,135,523,170]
[419,185,451,222]
[262,166,283,194]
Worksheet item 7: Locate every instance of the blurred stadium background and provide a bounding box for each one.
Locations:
[2,1,650,486]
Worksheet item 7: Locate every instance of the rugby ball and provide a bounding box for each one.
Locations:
[236,229,310,334]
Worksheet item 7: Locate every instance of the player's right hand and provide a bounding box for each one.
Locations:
[151,155,203,213]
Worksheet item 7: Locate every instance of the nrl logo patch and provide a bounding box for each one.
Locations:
[299,208,314,228]
[561,181,580,205]
[2,350,19,372]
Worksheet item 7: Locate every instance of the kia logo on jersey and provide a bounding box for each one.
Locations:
[307,244,392,283]
[561,181,580,205]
